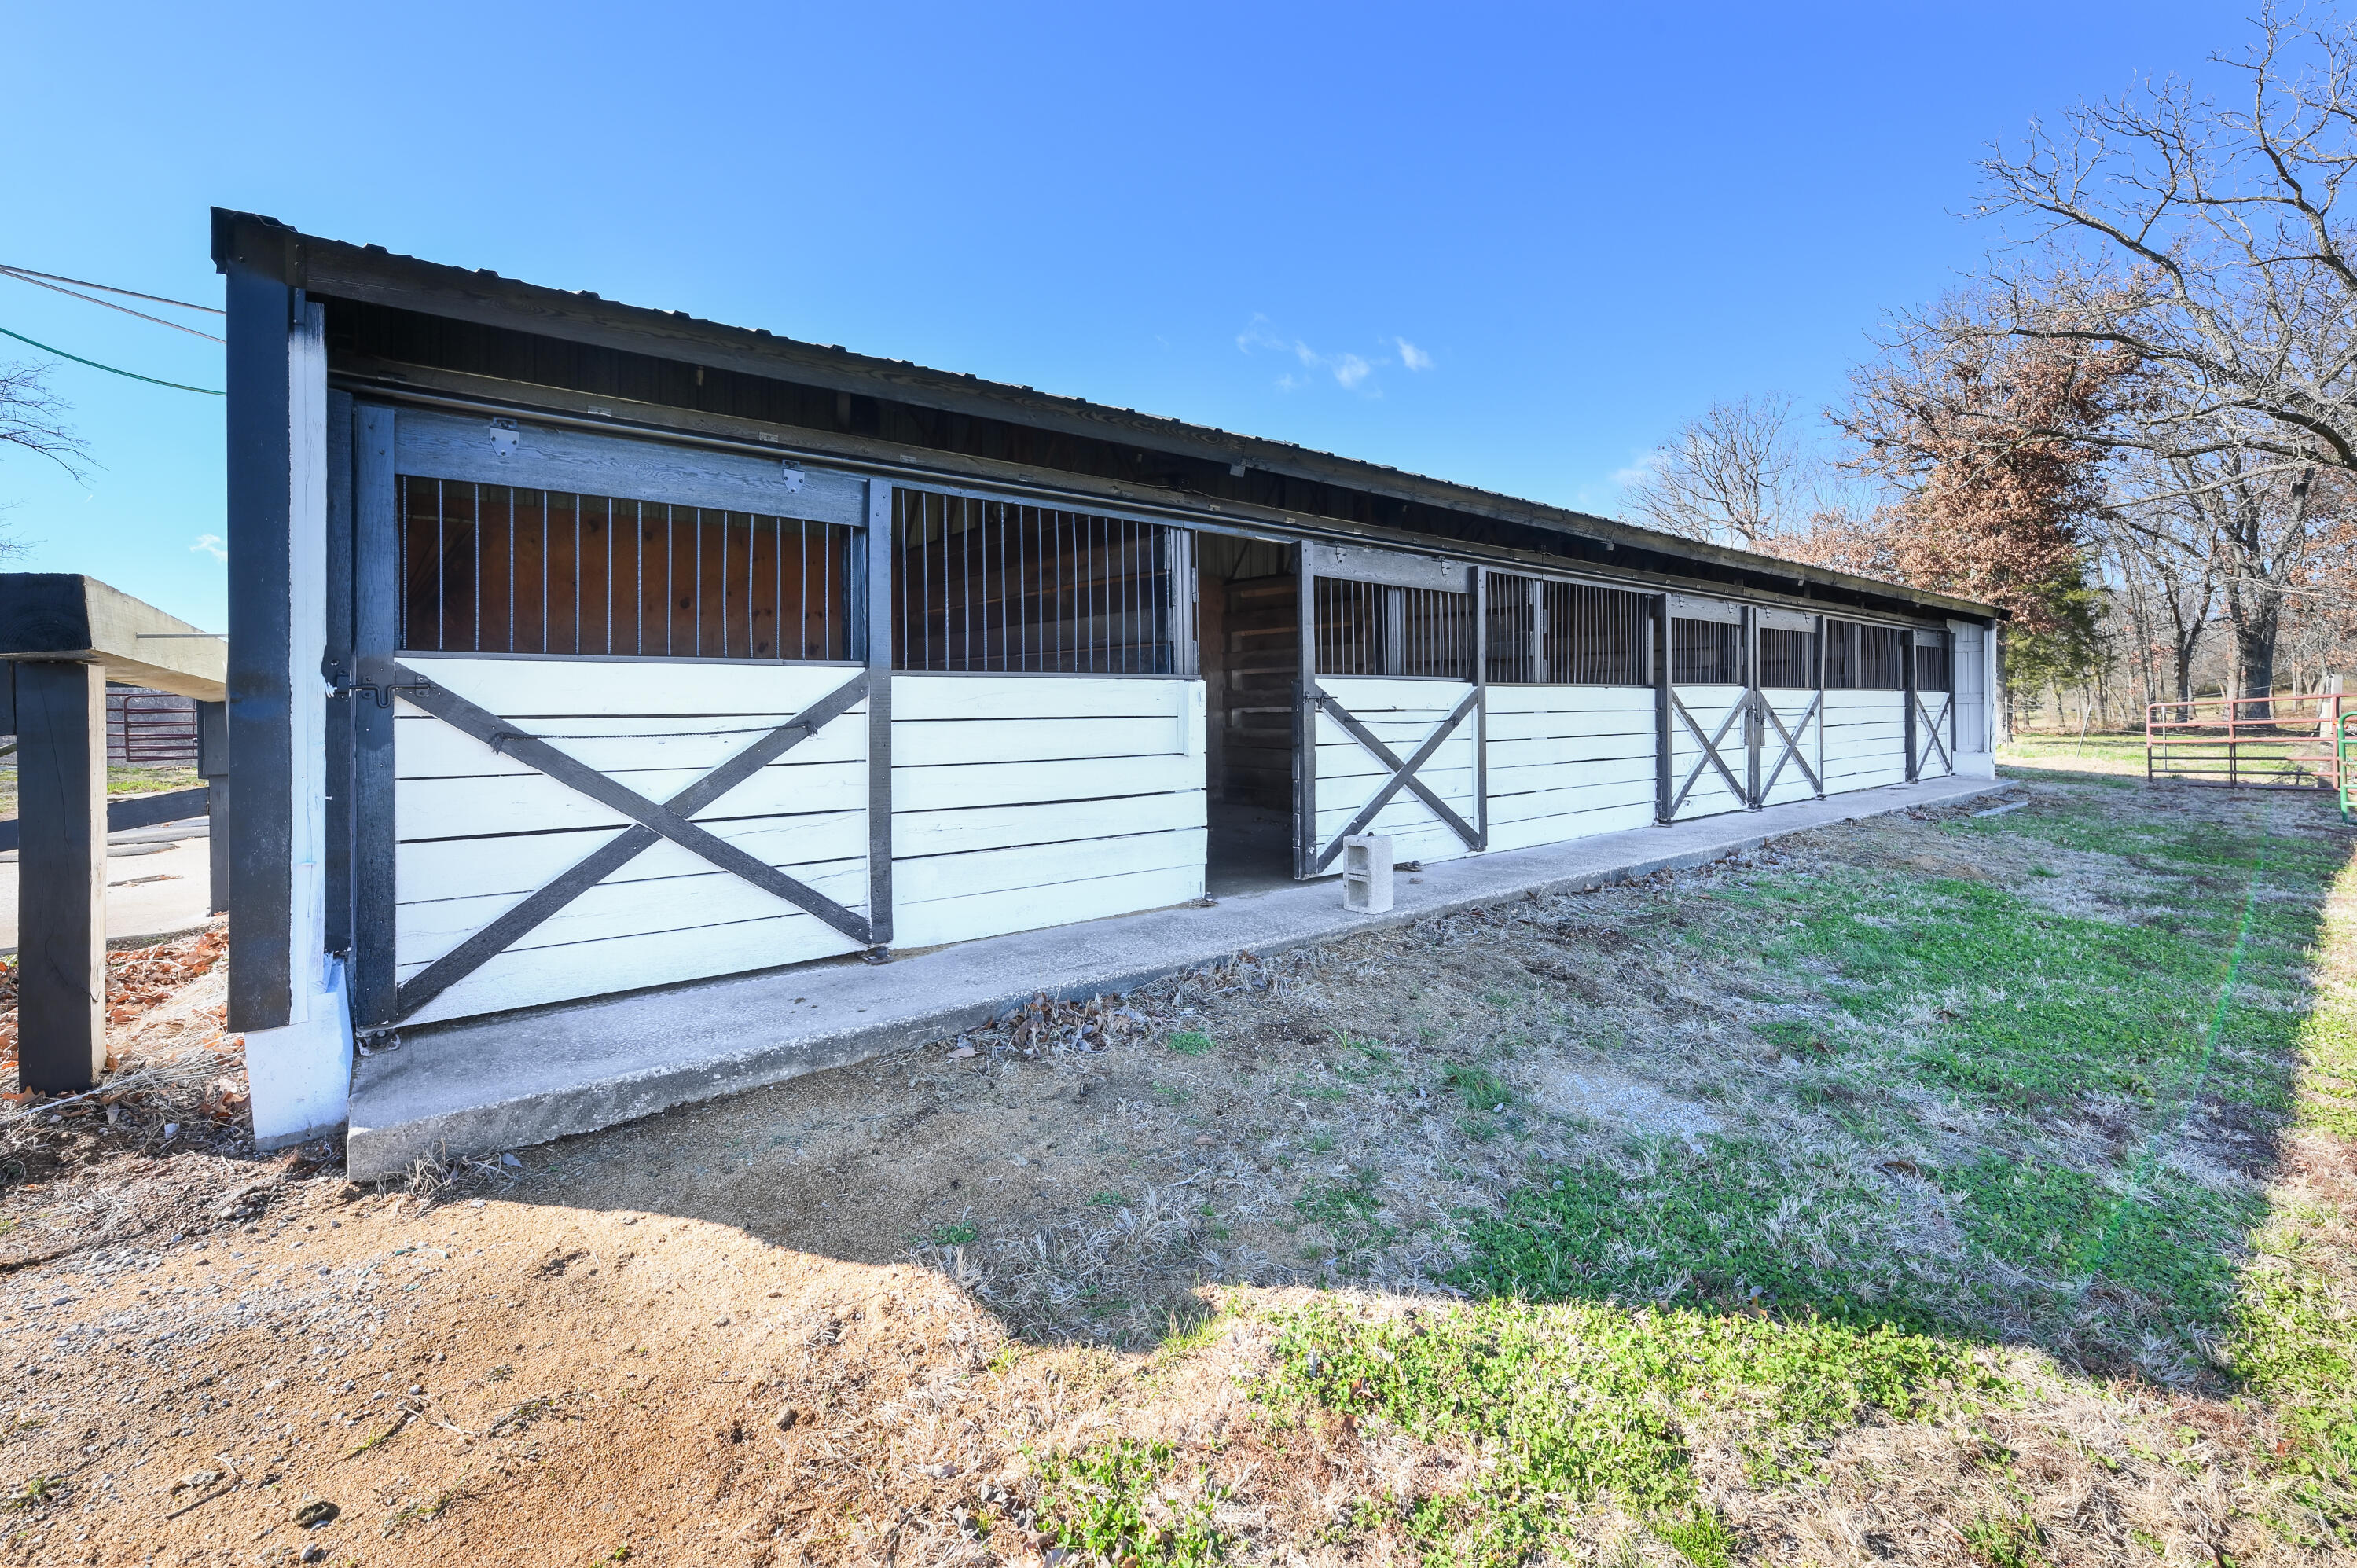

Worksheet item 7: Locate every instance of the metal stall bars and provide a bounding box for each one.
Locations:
[1295,542,1484,877]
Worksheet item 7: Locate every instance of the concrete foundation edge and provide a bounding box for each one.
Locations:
[342,778,2010,1178]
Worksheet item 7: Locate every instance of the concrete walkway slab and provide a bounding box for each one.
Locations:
[347,775,2010,1177]
[1,817,215,955]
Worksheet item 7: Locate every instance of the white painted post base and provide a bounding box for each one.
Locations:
[244,957,353,1150]
[1342,834,1394,913]
[1954,753,1996,779]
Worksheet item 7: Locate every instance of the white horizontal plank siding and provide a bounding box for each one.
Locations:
[1481,685,1661,852]
[892,865,1207,951]
[1313,677,1481,867]
[392,656,871,1024]
[398,655,861,718]
[399,911,865,1028]
[1758,689,1824,808]
[893,675,1206,948]
[1668,683,1749,821]
[1823,690,1907,792]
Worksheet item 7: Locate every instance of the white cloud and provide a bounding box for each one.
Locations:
[1394,337,1434,372]
[191,534,226,563]
[1236,316,1401,393]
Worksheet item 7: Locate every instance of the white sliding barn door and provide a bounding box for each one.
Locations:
[390,659,873,1026]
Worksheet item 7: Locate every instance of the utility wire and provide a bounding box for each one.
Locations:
[0,264,223,314]
[0,266,225,343]
[0,324,223,395]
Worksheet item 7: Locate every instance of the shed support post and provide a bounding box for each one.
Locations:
[1813,615,1827,799]
[1652,595,1673,822]
[864,480,895,953]
[1743,604,1762,810]
[1528,576,1547,685]
[14,660,107,1092]
[198,700,229,916]
[1294,553,1318,879]
[1903,633,1920,783]
[1472,567,1489,850]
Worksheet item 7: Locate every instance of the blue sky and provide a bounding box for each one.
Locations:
[4,1,2245,630]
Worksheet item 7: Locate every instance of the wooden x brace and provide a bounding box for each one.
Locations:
[1915,692,1952,774]
[1309,685,1482,872]
[385,662,872,1023]
[1667,689,1748,817]
[1757,692,1823,799]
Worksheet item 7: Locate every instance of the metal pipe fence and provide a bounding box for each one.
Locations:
[2145,692,2352,791]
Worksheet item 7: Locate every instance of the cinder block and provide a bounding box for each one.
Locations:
[1341,833,1394,913]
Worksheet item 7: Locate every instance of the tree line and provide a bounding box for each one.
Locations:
[1622,3,2357,729]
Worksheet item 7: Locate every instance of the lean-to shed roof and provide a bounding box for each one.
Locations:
[212,208,1998,626]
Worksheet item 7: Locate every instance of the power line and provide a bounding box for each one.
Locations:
[0,264,222,314]
[0,324,223,395]
[0,266,224,343]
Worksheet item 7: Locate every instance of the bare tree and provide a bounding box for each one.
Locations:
[2104,474,2220,707]
[1621,394,1810,549]
[1,359,89,476]
[0,358,90,556]
[1974,6,2357,476]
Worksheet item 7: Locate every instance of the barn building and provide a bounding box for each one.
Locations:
[209,210,2000,1155]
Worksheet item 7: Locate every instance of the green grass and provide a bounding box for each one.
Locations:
[1030,1438,1228,1566]
[1166,1030,1214,1056]
[1264,1297,1996,1568]
[1446,788,2349,1382]
[922,1222,978,1247]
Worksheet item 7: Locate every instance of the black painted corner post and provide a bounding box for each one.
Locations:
[17,660,107,1092]
[351,404,401,1027]
[198,700,230,917]
[218,222,299,1035]
[864,479,894,955]
[1903,631,1920,784]
[1651,595,1673,822]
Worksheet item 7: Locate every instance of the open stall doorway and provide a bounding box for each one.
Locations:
[1195,537,1298,896]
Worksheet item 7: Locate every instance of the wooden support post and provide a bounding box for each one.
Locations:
[1294,553,1318,879]
[1528,576,1547,685]
[198,700,229,917]
[864,479,895,952]
[1742,605,1762,810]
[1903,633,1920,783]
[16,660,107,1092]
[1652,595,1673,822]
[1472,568,1489,850]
